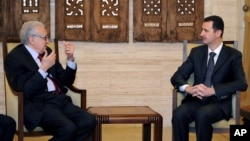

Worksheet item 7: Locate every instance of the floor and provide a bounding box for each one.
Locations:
[13,124,230,141]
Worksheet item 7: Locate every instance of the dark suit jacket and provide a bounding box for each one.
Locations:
[171,43,248,119]
[4,44,77,131]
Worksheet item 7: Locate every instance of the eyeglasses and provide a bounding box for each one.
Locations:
[32,35,49,41]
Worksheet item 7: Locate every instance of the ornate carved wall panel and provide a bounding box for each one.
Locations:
[134,0,167,42]
[134,0,204,42]
[168,0,204,42]
[91,0,129,42]
[1,0,203,42]
[55,0,90,41]
[0,0,7,40]
[6,0,50,39]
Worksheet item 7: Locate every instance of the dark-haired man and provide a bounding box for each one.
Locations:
[171,15,248,141]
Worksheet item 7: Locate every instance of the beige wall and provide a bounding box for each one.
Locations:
[0,0,245,127]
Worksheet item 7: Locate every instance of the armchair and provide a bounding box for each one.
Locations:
[2,38,87,141]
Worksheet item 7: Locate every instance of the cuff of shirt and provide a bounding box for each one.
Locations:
[67,60,76,70]
[179,84,189,92]
[38,68,48,79]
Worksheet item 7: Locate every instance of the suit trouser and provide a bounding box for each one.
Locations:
[0,114,16,141]
[38,96,97,141]
[172,99,228,141]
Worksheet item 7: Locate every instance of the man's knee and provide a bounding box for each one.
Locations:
[80,114,97,129]
[62,123,77,135]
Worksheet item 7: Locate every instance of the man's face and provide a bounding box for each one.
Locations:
[29,26,49,54]
[200,21,221,45]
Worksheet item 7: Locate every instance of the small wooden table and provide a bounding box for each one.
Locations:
[87,106,163,141]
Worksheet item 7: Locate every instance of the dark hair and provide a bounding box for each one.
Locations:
[204,15,224,37]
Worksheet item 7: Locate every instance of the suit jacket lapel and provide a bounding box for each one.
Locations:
[20,45,40,70]
[213,46,228,74]
[200,46,209,80]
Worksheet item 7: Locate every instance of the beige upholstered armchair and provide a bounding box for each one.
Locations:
[2,38,87,141]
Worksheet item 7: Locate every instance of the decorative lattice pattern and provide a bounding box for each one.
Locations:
[101,0,119,16]
[177,0,195,15]
[143,0,161,15]
[65,0,84,16]
[22,0,39,13]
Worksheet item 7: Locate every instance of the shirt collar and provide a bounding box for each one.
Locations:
[24,45,39,60]
[208,42,223,56]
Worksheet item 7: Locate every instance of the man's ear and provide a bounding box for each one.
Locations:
[29,36,36,45]
[216,30,222,37]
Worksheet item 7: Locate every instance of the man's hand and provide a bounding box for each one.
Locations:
[185,84,215,99]
[63,41,75,61]
[185,85,202,99]
[40,50,56,71]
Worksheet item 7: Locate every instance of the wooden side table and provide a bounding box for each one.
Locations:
[87,106,163,141]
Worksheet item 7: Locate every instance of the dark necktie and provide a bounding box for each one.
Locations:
[38,54,60,94]
[38,54,43,61]
[47,75,61,94]
[204,52,216,87]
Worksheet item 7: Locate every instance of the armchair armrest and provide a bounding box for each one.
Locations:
[67,85,87,110]
[172,88,178,111]
[172,88,185,111]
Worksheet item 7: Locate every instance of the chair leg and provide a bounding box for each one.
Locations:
[17,130,24,141]
[18,135,23,141]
